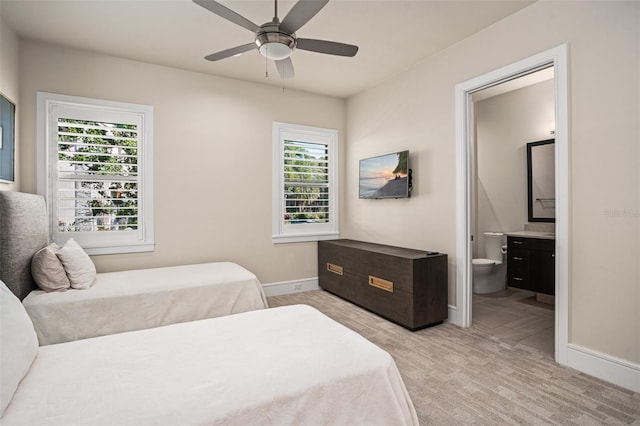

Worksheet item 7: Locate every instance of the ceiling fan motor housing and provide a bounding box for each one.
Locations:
[255,22,297,60]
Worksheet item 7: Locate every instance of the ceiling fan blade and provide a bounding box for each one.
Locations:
[275,57,295,79]
[205,43,256,61]
[193,0,260,33]
[296,38,359,57]
[280,0,329,34]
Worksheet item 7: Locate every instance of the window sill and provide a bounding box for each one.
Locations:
[81,242,155,256]
[272,232,339,244]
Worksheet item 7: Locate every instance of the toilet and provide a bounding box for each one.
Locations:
[472,232,507,294]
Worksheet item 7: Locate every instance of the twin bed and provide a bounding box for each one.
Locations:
[23,261,267,345]
[0,191,418,425]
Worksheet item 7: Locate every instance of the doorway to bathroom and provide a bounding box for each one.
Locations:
[471,67,556,358]
[454,45,569,365]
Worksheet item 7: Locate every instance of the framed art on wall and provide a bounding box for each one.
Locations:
[0,94,16,182]
[0,94,15,182]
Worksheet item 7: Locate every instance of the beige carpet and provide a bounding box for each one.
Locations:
[268,290,640,425]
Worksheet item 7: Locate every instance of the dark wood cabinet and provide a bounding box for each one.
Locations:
[318,239,448,330]
[507,236,555,295]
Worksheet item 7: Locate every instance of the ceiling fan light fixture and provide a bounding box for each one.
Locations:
[255,31,296,60]
[259,42,291,60]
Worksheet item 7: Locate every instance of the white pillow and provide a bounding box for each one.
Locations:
[55,238,97,289]
[0,280,39,417]
[31,243,71,292]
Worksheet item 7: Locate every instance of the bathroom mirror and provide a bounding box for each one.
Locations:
[527,139,555,222]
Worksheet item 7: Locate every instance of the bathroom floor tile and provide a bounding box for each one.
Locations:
[472,309,523,330]
[518,327,555,357]
[481,324,533,343]
[470,303,498,316]
[472,287,554,358]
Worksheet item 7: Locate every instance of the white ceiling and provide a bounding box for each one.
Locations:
[0,0,533,99]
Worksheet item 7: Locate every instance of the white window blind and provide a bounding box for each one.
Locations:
[273,122,338,243]
[37,92,154,255]
[57,118,140,233]
[283,140,330,225]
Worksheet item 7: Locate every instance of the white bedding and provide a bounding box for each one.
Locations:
[2,305,418,426]
[23,262,268,345]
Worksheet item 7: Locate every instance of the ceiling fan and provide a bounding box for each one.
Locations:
[193,0,359,79]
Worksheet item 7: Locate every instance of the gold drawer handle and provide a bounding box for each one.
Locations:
[368,275,394,293]
[326,263,343,275]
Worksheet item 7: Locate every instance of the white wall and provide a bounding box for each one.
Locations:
[345,1,640,365]
[18,40,346,285]
[475,80,554,257]
[0,18,19,191]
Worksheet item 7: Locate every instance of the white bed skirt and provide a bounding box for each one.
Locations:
[2,305,418,425]
[23,262,268,345]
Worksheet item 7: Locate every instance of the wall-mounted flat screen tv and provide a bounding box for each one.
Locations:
[359,150,411,199]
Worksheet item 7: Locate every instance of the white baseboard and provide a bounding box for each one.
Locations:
[262,277,320,297]
[567,343,640,393]
[447,305,458,325]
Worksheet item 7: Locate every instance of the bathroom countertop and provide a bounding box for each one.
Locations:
[506,231,555,240]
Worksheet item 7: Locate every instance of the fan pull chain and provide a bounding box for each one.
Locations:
[281,64,286,93]
[265,48,269,78]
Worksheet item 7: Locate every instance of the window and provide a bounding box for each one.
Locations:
[272,122,339,243]
[37,92,154,255]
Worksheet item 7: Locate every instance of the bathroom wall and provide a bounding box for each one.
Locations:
[474,79,555,258]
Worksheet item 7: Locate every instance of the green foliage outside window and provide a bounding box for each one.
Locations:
[57,119,139,231]
[284,142,329,224]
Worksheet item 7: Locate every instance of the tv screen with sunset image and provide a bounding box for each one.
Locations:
[359,150,410,199]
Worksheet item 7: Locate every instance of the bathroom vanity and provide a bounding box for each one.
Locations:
[506,231,555,296]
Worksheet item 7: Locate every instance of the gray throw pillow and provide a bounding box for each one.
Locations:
[31,243,71,292]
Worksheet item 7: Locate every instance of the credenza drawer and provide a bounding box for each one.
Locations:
[318,267,357,301]
[359,252,414,293]
[357,276,413,325]
[319,244,363,277]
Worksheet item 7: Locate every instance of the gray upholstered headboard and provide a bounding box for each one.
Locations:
[0,192,49,300]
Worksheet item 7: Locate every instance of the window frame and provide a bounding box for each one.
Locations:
[37,92,154,255]
[272,122,339,244]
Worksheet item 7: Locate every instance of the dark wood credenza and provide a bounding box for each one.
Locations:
[318,239,448,330]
